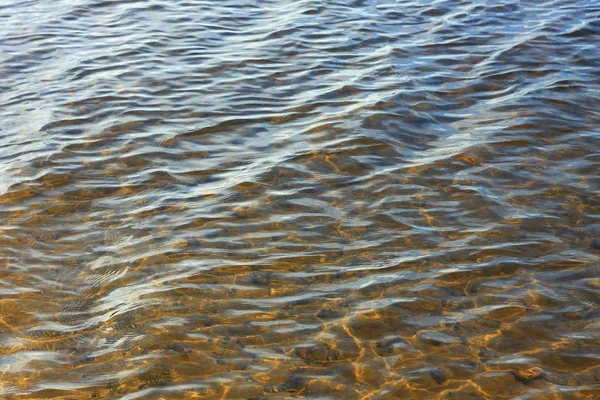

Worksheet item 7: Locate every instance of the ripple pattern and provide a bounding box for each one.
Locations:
[0,0,599,399]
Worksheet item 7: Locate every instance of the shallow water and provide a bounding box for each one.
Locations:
[1,0,599,398]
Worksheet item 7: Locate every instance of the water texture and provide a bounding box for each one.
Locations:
[1,0,599,398]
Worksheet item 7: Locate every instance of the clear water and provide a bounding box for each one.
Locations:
[0,0,599,398]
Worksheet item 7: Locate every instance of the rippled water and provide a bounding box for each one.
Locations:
[1,0,599,398]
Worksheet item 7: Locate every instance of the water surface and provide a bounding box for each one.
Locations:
[1,0,599,398]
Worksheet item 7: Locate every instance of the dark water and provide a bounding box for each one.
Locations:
[1,0,600,398]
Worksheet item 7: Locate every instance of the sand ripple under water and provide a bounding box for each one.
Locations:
[0,0,599,398]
